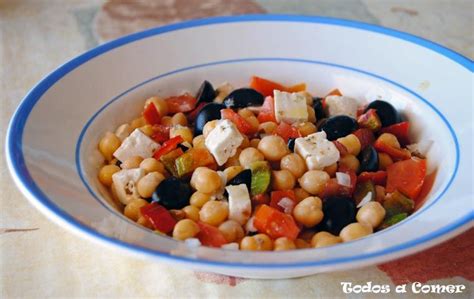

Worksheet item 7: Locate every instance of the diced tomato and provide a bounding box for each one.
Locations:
[165,93,197,113]
[250,76,306,97]
[257,96,277,123]
[333,140,348,156]
[254,205,300,240]
[320,178,352,199]
[143,102,161,125]
[380,121,410,145]
[386,158,426,200]
[353,128,375,149]
[153,136,183,159]
[151,124,171,143]
[374,139,411,160]
[325,89,342,97]
[186,102,207,122]
[358,171,387,186]
[274,122,301,142]
[221,108,255,134]
[270,190,296,213]
[196,222,227,247]
[140,203,176,234]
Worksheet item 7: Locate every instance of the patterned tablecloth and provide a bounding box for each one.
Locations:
[1,0,472,298]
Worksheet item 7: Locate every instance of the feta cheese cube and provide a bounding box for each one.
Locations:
[113,129,160,162]
[325,95,358,118]
[226,184,252,225]
[274,90,308,123]
[295,131,340,170]
[205,119,243,166]
[112,168,145,204]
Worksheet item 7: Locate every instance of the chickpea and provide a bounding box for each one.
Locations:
[339,155,360,173]
[98,164,121,187]
[378,153,393,170]
[192,135,206,149]
[170,126,193,143]
[293,196,324,227]
[250,138,260,148]
[375,185,386,202]
[337,134,361,156]
[160,116,173,126]
[239,135,250,149]
[323,163,338,177]
[109,158,119,166]
[224,149,241,167]
[172,219,200,241]
[99,132,121,161]
[124,198,148,221]
[274,237,296,251]
[115,123,132,141]
[241,234,273,251]
[295,238,311,249]
[139,124,154,137]
[145,96,168,116]
[238,108,254,118]
[272,170,296,190]
[203,120,218,138]
[190,167,222,194]
[171,112,188,126]
[223,166,244,181]
[356,201,386,228]
[298,170,330,195]
[294,188,310,203]
[299,91,313,105]
[311,232,342,248]
[190,191,211,208]
[218,220,245,242]
[245,115,260,132]
[307,105,316,123]
[258,135,289,161]
[297,122,317,137]
[377,133,400,148]
[140,158,165,174]
[121,156,144,169]
[239,148,264,168]
[169,209,186,221]
[340,223,373,242]
[137,172,165,198]
[199,200,229,226]
[130,117,146,130]
[258,121,277,135]
[182,205,200,222]
[280,153,306,178]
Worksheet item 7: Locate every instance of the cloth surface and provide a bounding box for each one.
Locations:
[1,0,472,298]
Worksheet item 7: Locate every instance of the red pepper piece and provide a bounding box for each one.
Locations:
[250,76,306,97]
[333,140,349,156]
[380,121,410,145]
[186,102,207,122]
[151,124,171,143]
[386,158,426,200]
[140,203,177,234]
[196,222,227,247]
[221,108,255,134]
[254,204,300,240]
[270,190,296,213]
[353,128,375,149]
[153,135,184,159]
[374,139,411,160]
[257,96,277,123]
[143,102,161,125]
[358,171,387,186]
[274,122,301,142]
[165,93,197,114]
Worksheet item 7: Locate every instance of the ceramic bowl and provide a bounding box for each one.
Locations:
[6,15,473,279]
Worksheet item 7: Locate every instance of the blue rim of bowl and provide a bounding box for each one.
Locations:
[6,15,473,269]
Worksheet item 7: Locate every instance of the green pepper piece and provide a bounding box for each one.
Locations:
[250,161,271,196]
[159,148,182,177]
[175,151,194,177]
[353,180,376,206]
[379,213,408,230]
[383,190,414,218]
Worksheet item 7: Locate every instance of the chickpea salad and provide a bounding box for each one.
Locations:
[97,76,430,251]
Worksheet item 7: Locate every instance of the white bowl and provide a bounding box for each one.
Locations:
[6,15,473,279]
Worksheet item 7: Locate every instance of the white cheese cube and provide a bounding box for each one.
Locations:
[295,131,340,170]
[226,184,252,225]
[274,90,308,123]
[325,95,358,118]
[205,119,243,166]
[113,129,160,162]
[112,168,145,204]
